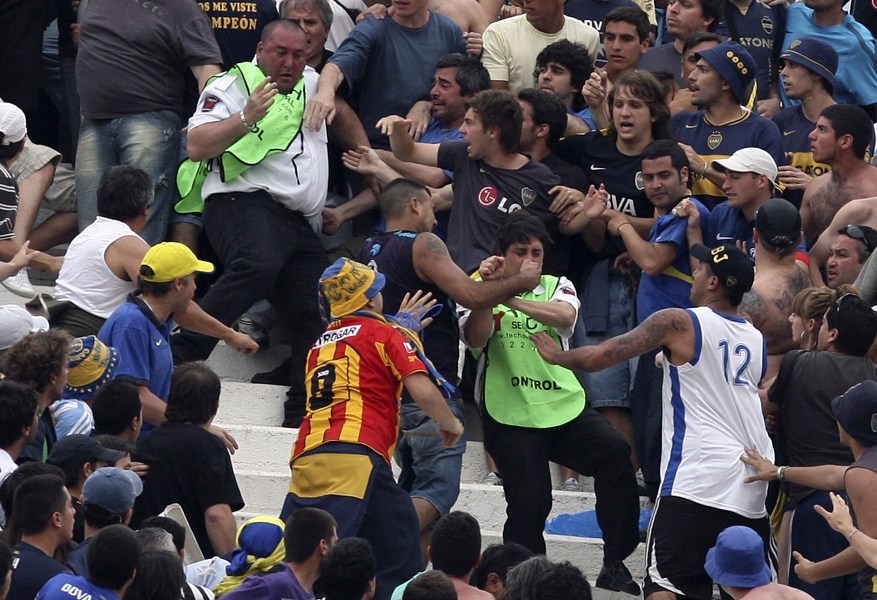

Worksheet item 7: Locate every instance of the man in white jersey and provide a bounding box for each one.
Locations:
[532,243,775,600]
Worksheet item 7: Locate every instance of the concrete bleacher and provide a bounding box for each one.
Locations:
[0,282,645,598]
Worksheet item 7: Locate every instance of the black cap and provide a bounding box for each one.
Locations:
[755,198,801,248]
[690,244,755,297]
[832,380,877,447]
[47,434,125,472]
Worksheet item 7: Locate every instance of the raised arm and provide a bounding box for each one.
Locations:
[380,116,440,166]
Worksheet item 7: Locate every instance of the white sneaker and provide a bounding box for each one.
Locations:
[560,477,582,492]
[2,268,35,298]
[484,472,503,486]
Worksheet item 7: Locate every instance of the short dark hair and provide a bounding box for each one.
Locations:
[430,511,482,577]
[608,70,671,142]
[97,166,153,222]
[125,550,185,600]
[140,516,186,551]
[0,139,25,162]
[517,88,568,148]
[10,474,68,536]
[165,362,220,425]
[467,90,522,153]
[825,291,877,356]
[136,274,175,297]
[0,381,37,448]
[285,507,337,563]
[603,6,650,42]
[93,378,142,436]
[5,329,72,394]
[435,53,490,96]
[534,562,592,600]
[494,211,552,255]
[471,542,533,589]
[821,104,875,161]
[697,0,723,31]
[404,571,457,600]
[0,462,64,535]
[641,139,691,187]
[504,556,555,600]
[318,538,375,600]
[651,70,679,103]
[89,524,140,589]
[534,40,594,110]
[682,31,725,55]
[379,178,431,221]
[92,434,135,458]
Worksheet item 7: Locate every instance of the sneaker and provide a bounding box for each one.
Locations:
[484,471,503,486]
[596,560,641,596]
[2,268,35,298]
[560,477,581,492]
[234,315,270,351]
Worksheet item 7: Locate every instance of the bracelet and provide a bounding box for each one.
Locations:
[239,111,257,132]
[777,465,787,481]
[848,528,860,541]
[617,221,634,233]
[701,163,708,177]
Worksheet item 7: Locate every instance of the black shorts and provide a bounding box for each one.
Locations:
[644,495,776,599]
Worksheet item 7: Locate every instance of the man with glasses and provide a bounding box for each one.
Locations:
[763,290,877,597]
[825,225,877,289]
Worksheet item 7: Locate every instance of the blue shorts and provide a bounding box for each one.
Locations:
[395,397,466,516]
[573,274,637,409]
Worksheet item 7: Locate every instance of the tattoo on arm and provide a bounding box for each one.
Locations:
[423,233,449,257]
[738,291,765,327]
[601,310,689,363]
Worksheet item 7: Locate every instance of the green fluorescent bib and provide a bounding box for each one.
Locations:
[175,62,306,214]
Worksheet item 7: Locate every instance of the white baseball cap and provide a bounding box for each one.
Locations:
[712,148,778,182]
[0,103,27,146]
[0,305,49,350]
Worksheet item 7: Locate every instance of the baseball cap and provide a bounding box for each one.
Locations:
[705,526,772,588]
[82,466,143,516]
[140,242,214,283]
[65,336,120,401]
[781,37,837,94]
[0,102,26,146]
[695,41,757,105]
[755,198,802,248]
[712,148,779,184]
[0,305,49,351]
[319,258,385,319]
[47,434,126,473]
[831,380,877,447]
[690,244,755,297]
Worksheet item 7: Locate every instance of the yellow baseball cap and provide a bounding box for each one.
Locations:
[320,258,385,318]
[140,242,214,283]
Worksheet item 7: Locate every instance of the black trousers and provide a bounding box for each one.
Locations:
[172,191,328,421]
[482,406,640,561]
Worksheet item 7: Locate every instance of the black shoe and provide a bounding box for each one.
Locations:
[596,560,641,596]
[251,358,292,385]
[234,315,270,351]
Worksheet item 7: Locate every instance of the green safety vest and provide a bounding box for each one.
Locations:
[480,275,586,428]
[175,62,306,214]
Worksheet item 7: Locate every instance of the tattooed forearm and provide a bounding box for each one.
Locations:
[599,309,690,364]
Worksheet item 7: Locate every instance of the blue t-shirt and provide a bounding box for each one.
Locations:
[221,564,314,600]
[37,574,120,600]
[671,110,784,210]
[782,2,877,106]
[570,106,596,130]
[715,2,785,102]
[98,295,173,434]
[328,13,465,148]
[636,198,711,323]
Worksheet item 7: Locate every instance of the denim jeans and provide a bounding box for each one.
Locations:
[75,110,180,244]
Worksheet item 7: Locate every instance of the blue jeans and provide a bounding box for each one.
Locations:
[572,273,637,408]
[75,110,180,244]
[395,398,466,516]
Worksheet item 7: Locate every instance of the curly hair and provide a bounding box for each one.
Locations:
[5,330,72,395]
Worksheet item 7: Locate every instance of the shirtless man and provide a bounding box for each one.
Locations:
[801,104,877,245]
[737,198,812,382]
